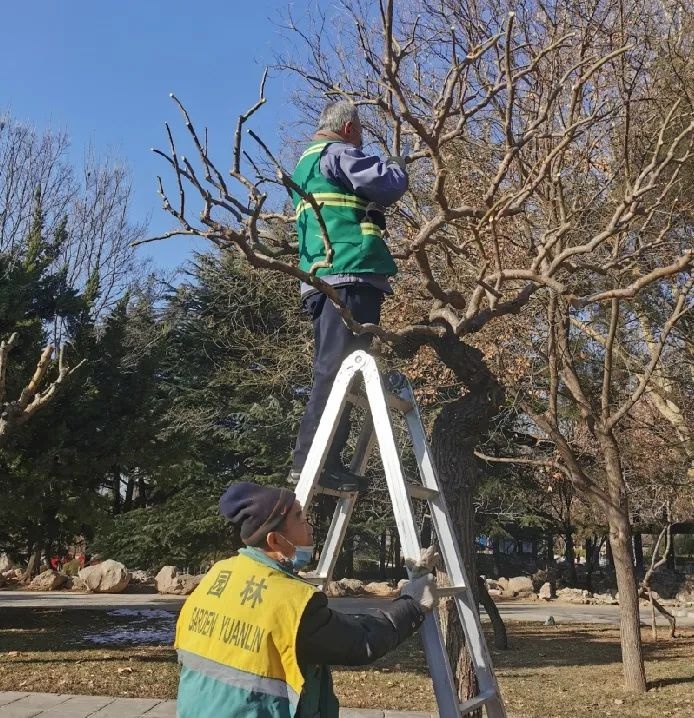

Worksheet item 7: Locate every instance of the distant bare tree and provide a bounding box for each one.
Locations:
[0,333,84,443]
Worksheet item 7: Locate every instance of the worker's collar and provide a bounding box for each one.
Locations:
[240,546,317,588]
[313,130,355,146]
[240,545,296,577]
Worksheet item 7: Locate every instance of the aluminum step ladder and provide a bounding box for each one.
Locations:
[294,350,506,718]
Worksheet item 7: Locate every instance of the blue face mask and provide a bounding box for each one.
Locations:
[291,546,314,572]
[279,535,314,572]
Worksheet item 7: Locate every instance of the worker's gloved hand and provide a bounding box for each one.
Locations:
[387,155,408,170]
[404,545,441,578]
[400,572,438,612]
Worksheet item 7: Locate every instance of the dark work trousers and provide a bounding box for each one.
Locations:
[292,284,384,472]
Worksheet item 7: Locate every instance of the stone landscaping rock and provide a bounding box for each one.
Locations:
[324,581,348,597]
[68,576,90,592]
[28,569,67,592]
[591,591,618,605]
[130,569,152,583]
[155,565,202,595]
[337,578,365,595]
[538,582,553,600]
[79,559,130,593]
[364,581,398,597]
[556,587,592,604]
[507,576,534,595]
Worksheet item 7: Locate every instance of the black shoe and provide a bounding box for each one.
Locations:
[319,467,369,493]
[287,466,369,492]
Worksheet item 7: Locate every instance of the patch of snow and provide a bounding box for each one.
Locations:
[83,608,176,646]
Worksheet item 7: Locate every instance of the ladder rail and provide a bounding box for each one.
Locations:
[397,381,506,716]
[311,416,376,587]
[359,356,462,718]
[294,355,362,509]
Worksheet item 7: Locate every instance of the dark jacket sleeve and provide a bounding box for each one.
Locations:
[295,592,425,667]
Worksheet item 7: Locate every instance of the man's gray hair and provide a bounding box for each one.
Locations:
[317,101,359,133]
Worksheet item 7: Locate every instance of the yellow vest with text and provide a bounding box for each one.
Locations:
[175,551,316,717]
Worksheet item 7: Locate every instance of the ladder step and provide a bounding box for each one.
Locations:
[299,572,329,585]
[459,689,497,716]
[406,484,440,501]
[316,486,359,498]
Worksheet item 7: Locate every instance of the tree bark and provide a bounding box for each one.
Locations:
[112,465,121,514]
[545,533,554,566]
[606,537,615,571]
[491,536,502,578]
[478,576,508,649]
[123,476,135,512]
[610,522,647,692]
[633,533,644,573]
[428,336,505,703]
[564,526,577,586]
[20,543,41,583]
[379,531,387,580]
[602,434,646,692]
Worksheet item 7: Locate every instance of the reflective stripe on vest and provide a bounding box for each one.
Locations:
[178,649,300,706]
[295,192,368,218]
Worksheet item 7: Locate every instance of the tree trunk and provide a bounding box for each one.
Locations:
[344,534,354,579]
[112,465,121,514]
[565,526,577,586]
[20,543,41,583]
[478,576,508,649]
[427,336,505,704]
[545,533,554,566]
[379,531,387,580]
[602,433,646,692]
[491,536,502,578]
[123,476,135,512]
[606,537,615,571]
[610,521,647,692]
[633,533,644,573]
[585,536,603,593]
[391,530,401,579]
[135,477,147,508]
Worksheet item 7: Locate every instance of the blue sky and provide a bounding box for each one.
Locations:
[0,1,306,272]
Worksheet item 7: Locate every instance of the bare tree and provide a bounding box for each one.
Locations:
[149,0,692,695]
[0,333,84,443]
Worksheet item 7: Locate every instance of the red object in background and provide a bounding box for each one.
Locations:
[50,556,61,570]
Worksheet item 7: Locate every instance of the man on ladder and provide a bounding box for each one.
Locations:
[288,100,408,493]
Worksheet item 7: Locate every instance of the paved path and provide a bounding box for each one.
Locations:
[2,591,692,625]
[0,693,436,717]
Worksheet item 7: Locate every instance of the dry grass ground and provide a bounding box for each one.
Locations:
[0,608,692,717]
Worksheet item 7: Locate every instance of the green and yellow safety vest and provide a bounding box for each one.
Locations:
[175,550,320,717]
[291,141,397,277]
